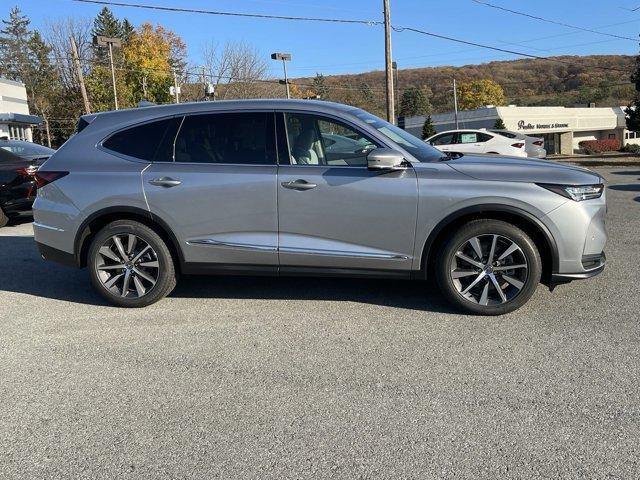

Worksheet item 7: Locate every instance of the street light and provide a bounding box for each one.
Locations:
[93,35,122,110]
[271,52,292,99]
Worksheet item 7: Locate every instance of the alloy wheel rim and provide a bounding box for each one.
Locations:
[95,234,160,298]
[450,234,529,306]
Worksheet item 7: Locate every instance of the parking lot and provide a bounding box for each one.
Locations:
[0,166,638,478]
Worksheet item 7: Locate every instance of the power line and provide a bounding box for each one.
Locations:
[73,0,383,25]
[471,0,638,42]
[71,0,633,75]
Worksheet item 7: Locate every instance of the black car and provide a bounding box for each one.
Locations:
[0,139,55,227]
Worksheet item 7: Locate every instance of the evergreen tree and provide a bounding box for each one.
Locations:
[422,115,436,140]
[91,7,122,62]
[399,87,431,117]
[312,73,328,99]
[625,52,640,132]
[493,118,506,129]
[0,6,31,81]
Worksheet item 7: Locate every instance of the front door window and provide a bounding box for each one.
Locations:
[284,113,377,167]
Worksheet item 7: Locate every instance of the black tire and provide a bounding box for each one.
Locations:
[0,207,8,228]
[435,219,542,315]
[87,220,176,307]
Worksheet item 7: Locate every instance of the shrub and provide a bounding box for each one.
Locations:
[578,139,621,154]
[621,143,640,153]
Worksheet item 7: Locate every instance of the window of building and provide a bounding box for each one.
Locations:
[284,113,377,166]
[103,117,182,162]
[174,112,275,165]
[608,133,616,140]
[8,124,27,141]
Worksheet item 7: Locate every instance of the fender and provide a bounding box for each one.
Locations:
[419,203,560,275]
[73,205,185,267]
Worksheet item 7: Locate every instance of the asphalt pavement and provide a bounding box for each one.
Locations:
[0,166,638,479]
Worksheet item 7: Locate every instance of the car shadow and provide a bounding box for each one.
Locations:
[608,184,640,192]
[0,235,454,313]
[611,170,640,176]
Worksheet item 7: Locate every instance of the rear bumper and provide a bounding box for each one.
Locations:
[36,241,78,268]
[550,252,605,286]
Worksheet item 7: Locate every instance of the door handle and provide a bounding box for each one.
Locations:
[281,179,317,191]
[148,177,181,188]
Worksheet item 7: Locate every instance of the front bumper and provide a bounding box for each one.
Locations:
[550,252,605,286]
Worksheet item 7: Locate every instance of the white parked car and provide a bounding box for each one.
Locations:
[488,129,546,158]
[425,129,527,157]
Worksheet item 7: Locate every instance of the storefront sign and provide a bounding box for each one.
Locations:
[517,120,569,131]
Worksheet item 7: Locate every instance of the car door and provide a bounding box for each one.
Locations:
[142,111,279,269]
[429,132,456,153]
[455,131,487,153]
[276,111,418,273]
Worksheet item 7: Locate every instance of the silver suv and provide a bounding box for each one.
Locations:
[33,100,606,314]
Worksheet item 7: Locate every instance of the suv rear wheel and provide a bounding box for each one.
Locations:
[88,220,176,307]
[436,219,542,315]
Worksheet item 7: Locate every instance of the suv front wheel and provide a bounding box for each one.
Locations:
[436,219,542,315]
[88,220,177,307]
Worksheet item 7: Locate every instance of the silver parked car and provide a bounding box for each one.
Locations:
[33,100,606,315]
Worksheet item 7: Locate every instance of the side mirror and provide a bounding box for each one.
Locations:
[367,148,406,171]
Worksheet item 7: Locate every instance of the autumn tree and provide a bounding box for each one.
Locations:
[399,86,431,117]
[457,79,505,110]
[123,23,186,104]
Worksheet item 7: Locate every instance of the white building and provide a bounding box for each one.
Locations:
[0,77,42,142]
[399,105,633,155]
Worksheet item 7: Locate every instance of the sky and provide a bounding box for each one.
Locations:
[14,0,640,78]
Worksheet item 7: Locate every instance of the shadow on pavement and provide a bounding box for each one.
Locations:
[611,170,640,176]
[608,184,640,192]
[0,235,453,313]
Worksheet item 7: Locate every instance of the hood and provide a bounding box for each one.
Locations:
[441,155,602,185]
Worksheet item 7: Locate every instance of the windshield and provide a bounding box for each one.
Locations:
[351,110,443,162]
[0,141,55,157]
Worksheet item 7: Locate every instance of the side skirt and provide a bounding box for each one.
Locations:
[181,262,411,280]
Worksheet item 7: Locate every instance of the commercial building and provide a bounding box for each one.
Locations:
[399,105,633,155]
[0,77,42,142]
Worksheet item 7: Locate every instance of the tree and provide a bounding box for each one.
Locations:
[625,52,640,132]
[493,118,506,129]
[457,79,505,110]
[123,23,186,105]
[91,7,122,61]
[399,86,431,117]
[312,73,328,99]
[422,115,436,140]
[0,7,58,145]
[0,6,31,81]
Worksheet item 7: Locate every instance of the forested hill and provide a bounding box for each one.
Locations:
[298,55,636,117]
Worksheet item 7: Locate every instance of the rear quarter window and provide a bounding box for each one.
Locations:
[102,117,182,162]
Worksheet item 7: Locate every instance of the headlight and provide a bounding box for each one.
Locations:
[537,183,604,201]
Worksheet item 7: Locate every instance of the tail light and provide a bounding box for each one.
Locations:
[16,165,38,177]
[511,143,525,149]
[34,171,69,188]
[533,140,544,146]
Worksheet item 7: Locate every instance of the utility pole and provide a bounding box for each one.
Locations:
[70,36,91,114]
[271,53,292,99]
[453,78,459,129]
[172,68,180,103]
[383,0,395,124]
[392,61,399,115]
[94,36,122,110]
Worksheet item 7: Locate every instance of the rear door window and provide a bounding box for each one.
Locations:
[103,117,182,162]
[174,112,276,165]
[431,133,455,145]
